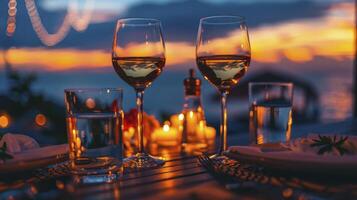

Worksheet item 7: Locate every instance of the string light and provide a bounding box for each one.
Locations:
[6,0,17,37]
[24,0,94,46]
[68,0,95,32]
[24,0,71,46]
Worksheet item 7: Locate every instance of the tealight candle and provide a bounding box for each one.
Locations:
[196,121,216,143]
[186,111,199,135]
[170,113,184,128]
[203,126,216,145]
[152,122,179,147]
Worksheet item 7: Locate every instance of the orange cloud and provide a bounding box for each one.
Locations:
[251,2,354,63]
[1,48,110,71]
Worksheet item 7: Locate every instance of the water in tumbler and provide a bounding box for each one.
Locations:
[67,113,123,174]
[249,101,292,144]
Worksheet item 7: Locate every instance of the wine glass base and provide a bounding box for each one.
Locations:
[124,153,165,169]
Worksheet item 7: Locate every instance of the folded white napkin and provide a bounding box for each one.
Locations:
[228,135,357,164]
[0,133,68,164]
[0,133,40,153]
[10,144,68,163]
[283,134,357,156]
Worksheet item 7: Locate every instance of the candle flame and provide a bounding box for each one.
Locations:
[198,120,205,131]
[178,113,184,121]
[72,129,77,137]
[189,111,194,118]
[163,124,170,132]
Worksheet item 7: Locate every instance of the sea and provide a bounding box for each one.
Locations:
[0,59,354,132]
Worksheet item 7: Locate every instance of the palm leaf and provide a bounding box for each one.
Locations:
[310,135,349,156]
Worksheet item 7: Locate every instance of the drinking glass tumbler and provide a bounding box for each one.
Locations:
[65,88,124,180]
[249,82,293,144]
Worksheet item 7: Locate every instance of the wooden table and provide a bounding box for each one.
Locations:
[63,152,288,200]
[66,148,357,200]
[1,119,357,200]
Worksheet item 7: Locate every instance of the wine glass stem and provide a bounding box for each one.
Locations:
[136,90,145,154]
[219,91,228,155]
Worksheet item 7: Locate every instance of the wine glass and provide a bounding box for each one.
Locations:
[196,16,251,158]
[112,18,166,168]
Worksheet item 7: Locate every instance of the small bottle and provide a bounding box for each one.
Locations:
[181,69,206,150]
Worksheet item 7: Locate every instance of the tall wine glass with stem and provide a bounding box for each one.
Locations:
[112,18,166,168]
[196,16,251,158]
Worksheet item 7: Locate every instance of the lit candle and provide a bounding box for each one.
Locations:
[204,126,216,144]
[187,111,199,135]
[152,122,179,147]
[170,113,184,128]
[196,120,216,144]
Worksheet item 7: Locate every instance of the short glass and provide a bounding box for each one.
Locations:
[249,82,293,144]
[64,88,124,180]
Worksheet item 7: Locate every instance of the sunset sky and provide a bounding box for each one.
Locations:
[0,0,354,71]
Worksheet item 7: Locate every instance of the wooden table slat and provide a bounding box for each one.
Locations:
[122,165,206,187]
[123,162,199,181]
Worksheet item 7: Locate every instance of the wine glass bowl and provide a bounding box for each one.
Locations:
[112,18,166,169]
[196,16,250,92]
[112,18,166,91]
[196,16,251,156]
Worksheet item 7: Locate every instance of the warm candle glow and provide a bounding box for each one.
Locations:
[163,124,170,132]
[170,113,216,148]
[124,127,135,139]
[75,137,81,149]
[196,120,216,143]
[185,111,200,138]
[152,122,179,147]
[170,114,184,128]
[72,129,77,137]
[198,120,205,130]
[178,113,184,121]
[189,111,194,118]
[204,127,216,141]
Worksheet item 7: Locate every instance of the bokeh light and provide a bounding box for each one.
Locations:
[0,114,10,128]
[35,113,47,126]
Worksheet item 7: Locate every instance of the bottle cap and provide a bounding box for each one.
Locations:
[184,69,201,96]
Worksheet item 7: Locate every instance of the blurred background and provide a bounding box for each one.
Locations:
[0,0,355,144]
